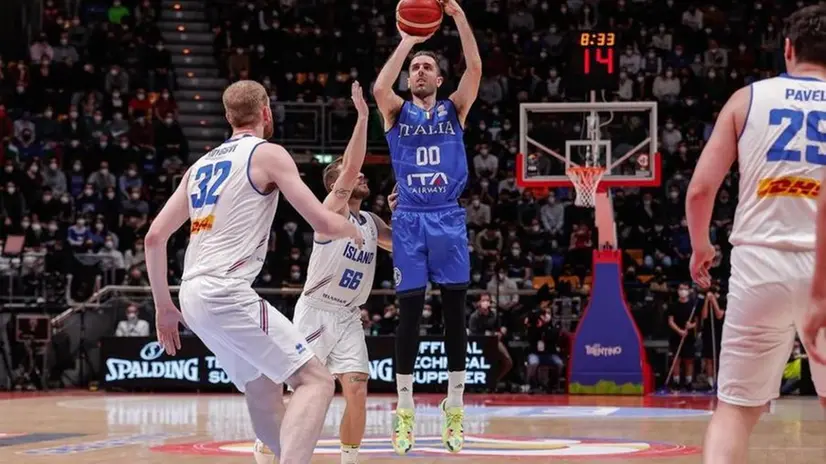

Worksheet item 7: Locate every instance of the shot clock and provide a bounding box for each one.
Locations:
[567,31,620,94]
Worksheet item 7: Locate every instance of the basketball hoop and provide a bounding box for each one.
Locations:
[566,166,606,207]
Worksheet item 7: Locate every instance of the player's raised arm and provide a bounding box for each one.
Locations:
[256,143,362,244]
[145,169,191,354]
[322,81,369,215]
[443,0,481,126]
[373,28,430,130]
[686,86,749,288]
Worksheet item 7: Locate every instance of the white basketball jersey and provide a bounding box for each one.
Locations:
[299,211,378,311]
[730,74,826,251]
[182,135,279,284]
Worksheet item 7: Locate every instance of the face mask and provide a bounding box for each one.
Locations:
[472,273,481,282]
[77,220,86,227]
[7,187,15,194]
[532,225,541,232]
[479,300,491,310]
[100,168,109,175]
[669,191,679,199]
[262,275,272,282]
[498,273,506,280]
[43,194,52,202]
[472,199,480,207]
[21,221,30,228]
[106,192,115,199]
[94,115,102,123]
[128,169,137,177]
[70,140,80,148]
[95,222,104,230]
[61,196,70,204]
[512,248,521,256]
[708,72,716,79]
[30,166,39,174]
[666,71,673,78]
[44,110,53,119]
[137,93,146,100]
[70,111,78,119]
[678,289,690,298]
[291,272,301,280]
[105,242,114,249]
[127,313,137,321]
[480,181,489,189]
[114,113,122,120]
[665,123,674,130]
[84,189,93,196]
[32,223,42,231]
[48,224,58,232]
[130,193,140,200]
[422,310,432,318]
[290,253,300,260]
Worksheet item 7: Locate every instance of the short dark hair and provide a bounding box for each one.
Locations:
[785,4,826,67]
[322,157,344,192]
[410,50,441,75]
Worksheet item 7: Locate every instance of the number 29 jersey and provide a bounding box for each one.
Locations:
[385,99,468,209]
[182,135,278,284]
[300,211,379,311]
[731,74,826,252]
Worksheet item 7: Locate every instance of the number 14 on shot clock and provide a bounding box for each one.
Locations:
[570,32,620,93]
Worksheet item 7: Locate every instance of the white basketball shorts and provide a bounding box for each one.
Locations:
[293,298,369,376]
[178,275,315,392]
[718,245,826,406]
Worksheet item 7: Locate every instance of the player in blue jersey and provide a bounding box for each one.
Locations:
[372,0,481,455]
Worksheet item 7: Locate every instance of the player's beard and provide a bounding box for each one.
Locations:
[411,80,436,100]
[351,182,370,199]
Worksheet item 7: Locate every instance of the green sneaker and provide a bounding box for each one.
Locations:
[392,407,415,455]
[440,398,464,453]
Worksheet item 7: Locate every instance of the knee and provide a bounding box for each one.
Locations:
[342,374,368,405]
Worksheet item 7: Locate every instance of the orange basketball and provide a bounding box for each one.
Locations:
[396,0,443,37]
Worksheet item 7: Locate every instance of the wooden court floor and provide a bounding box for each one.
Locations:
[0,392,824,463]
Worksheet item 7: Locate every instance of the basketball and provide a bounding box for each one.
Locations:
[396,0,443,36]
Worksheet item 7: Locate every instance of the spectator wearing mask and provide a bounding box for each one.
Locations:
[487,267,520,311]
[75,184,100,216]
[473,144,498,179]
[524,299,565,392]
[469,293,513,387]
[41,158,67,195]
[98,235,126,275]
[666,282,697,390]
[88,162,117,192]
[67,216,90,248]
[119,164,143,197]
[466,194,491,230]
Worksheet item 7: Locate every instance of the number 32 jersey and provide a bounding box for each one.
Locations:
[300,212,379,311]
[386,99,468,209]
[731,74,826,251]
[182,135,278,284]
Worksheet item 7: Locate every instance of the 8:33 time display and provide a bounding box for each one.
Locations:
[567,32,620,93]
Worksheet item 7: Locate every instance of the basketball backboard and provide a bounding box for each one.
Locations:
[516,101,661,191]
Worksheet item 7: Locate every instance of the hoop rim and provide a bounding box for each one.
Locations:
[515,152,662,190]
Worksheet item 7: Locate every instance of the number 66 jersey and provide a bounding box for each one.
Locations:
[731,73,826,252]
[182,134,278,284]
[300,212,379,311]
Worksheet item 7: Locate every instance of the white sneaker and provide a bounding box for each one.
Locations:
[253,439,275,464]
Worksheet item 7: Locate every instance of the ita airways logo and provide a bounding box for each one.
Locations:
[150,435,700,459]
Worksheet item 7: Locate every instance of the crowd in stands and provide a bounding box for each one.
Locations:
[1,0,808,391]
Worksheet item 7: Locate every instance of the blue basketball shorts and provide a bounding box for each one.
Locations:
[391,205,470,293]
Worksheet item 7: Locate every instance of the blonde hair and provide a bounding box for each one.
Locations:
[222,80,269,128]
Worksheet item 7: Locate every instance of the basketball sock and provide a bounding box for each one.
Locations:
[708,376,715,387]
[686,375,693,385]
[446,371,466,408]
[440,286,468,372]
[396,374,415,409]
[340,444,359,464]
[673,375,681,386]
[395,290,426,375]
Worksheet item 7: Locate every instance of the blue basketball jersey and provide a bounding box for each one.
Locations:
[385,100,468,209]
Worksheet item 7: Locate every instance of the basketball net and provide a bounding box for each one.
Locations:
[566,166,605,208]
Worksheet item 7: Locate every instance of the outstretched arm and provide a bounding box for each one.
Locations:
[444,0,481,126]
[255,143,362,243]
[373,28,430,131]
[686,85,747,287]
[321,82,369,216]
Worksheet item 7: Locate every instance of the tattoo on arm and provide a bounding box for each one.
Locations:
[334,188,352,199]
